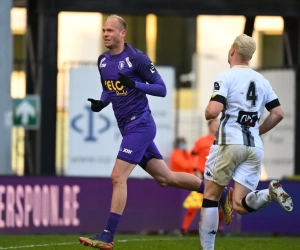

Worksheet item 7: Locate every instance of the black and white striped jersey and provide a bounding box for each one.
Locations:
[210,65,280,148]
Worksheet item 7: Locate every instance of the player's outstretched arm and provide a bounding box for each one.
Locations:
[259,105,284,135]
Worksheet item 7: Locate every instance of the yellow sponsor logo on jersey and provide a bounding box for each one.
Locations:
[104,80,128,96]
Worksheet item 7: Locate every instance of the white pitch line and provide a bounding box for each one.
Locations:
[0,242,75,250]
[0,237,197,249]
[117,237,196,242]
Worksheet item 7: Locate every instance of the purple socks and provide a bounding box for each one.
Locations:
[100,212,121,243]
[198,181,205,193]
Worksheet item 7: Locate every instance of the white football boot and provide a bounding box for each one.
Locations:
[269,180,293,212]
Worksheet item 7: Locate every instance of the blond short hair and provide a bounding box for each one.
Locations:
[107,14,127,31]
[232,34,256,61]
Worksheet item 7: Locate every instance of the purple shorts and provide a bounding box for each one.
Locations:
[117,116,163,169]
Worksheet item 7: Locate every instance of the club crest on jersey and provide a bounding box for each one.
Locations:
[118,61,125,70]
[214,81,221,90]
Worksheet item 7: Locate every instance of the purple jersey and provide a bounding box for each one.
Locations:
[97,44,166,131]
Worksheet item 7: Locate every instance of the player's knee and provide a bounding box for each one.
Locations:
[155,174,174,187]
[156,173,176,187]
[156,177,170,187]
[158,182,168,187]
[232,202,248,215]
[110,173,125,186]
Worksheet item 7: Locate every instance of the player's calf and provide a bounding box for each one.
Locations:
[239,189,272,214]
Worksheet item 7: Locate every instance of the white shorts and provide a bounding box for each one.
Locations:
[204,145,264,191]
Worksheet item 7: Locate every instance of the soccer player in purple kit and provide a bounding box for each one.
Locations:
[78,15,232,249]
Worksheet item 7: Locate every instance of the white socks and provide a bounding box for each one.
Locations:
[244,189,272,211]
[199,207,219,250]
[199,190,271,250]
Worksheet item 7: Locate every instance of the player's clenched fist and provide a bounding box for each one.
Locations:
[117,73,136,89]
[87,98,104,112]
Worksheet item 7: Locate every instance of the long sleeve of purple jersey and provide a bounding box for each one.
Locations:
[133,53,167,97]
[97,57,110,107]
[100,91,110,107]
[135,74,166,97]
[99,71,110,107]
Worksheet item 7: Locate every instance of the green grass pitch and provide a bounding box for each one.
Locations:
[0,235,299,250]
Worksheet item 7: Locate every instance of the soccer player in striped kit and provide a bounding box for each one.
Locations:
[200,34,293,250]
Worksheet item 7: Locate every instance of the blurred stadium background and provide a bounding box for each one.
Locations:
[0,0,300,248]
